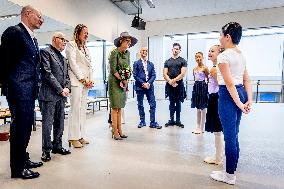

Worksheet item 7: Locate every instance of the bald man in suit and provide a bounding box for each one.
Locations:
[39,32,71,163]
[0,5,44,179]
[133,47,162,129]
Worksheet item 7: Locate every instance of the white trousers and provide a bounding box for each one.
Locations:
[68,85,88,140]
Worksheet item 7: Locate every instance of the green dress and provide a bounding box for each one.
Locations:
[108,49,130,108]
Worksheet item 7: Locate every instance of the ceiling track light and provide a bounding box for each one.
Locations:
[131,0,146,30]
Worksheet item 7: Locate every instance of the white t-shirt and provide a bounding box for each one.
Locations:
[217,48,246,85]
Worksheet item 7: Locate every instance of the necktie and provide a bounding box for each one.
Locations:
[32,37,40,63]
[33,37,39,53]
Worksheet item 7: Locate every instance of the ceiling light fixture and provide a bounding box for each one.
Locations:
[131,0,146,30]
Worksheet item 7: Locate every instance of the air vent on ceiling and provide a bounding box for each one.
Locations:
[111,0,142,15]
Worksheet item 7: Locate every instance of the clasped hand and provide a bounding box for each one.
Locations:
[85,80,94,89]
[168,79,178,87]
[120,80,128,89]
[240,101,252,114]
[142,82,150,89]
[61,88,70,97]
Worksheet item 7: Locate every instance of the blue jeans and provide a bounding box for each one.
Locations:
[218,85,247,174]
[136,89,156,123]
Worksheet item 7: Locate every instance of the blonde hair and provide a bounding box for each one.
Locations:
[213,45,225,53]
[73,24,87,47]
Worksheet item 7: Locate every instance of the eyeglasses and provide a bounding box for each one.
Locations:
[56,37,68,43]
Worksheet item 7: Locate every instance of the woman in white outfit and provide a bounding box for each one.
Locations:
[210,22,252,185]
[66,24,94,148]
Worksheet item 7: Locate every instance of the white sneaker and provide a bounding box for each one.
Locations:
[210,171,236,185]
[211,170,224,175]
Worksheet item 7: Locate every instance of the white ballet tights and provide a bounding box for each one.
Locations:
[196,109,206,132]
[214,132,224,162]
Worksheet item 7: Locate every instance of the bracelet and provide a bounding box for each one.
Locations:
[80,79,86,85]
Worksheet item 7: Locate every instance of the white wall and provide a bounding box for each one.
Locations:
[142,7,284,46]
[9,0,142,48]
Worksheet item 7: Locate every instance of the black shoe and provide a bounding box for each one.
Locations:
[149,122,162,129]
[176,121,184,128]
[165,120,175,127]
[26,160,43,169]
[120,134,128,138]
[113,135,123,140]
[11,169,40,179]
[52,148,71,155]
[138,121,146,128]
[41,152,51,162]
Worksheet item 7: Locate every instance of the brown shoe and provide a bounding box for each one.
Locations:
[68,140,83,148]
[79,138,89,145]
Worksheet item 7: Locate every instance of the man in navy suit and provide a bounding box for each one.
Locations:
[0,5,44,179]
[133,47,162,129]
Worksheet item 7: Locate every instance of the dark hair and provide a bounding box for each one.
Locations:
[73,24,87,47]
[173,43,181,50]
[213,45,225,53]
[195,51,203,57]
[221,22,242,45]
[116,37,129,47]
[116,39,122,48]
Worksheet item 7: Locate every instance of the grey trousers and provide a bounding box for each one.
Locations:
[39,99,65,152]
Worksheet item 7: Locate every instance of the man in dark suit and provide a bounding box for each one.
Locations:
[39,32,71,162]
[0,5,44,179]
[133,47,162,129]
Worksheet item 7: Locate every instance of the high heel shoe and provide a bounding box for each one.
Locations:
[111,133,122,140]
[120,134,128,138]
[79,138,89,145]
[68,140,83,148]
[113,135,123,140]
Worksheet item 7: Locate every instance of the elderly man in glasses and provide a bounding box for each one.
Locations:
[39,32,71,163]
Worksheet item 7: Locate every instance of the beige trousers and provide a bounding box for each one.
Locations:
[68,85,88,140]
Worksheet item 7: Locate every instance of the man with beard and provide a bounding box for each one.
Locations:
[163,43,187,128]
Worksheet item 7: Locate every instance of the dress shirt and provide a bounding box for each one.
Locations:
[21,22,38,51]
[141,58,148,81]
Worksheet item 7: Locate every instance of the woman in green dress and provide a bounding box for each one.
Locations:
[108,32,137,140]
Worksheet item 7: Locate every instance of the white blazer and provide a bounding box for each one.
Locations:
[65,41,94,87]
